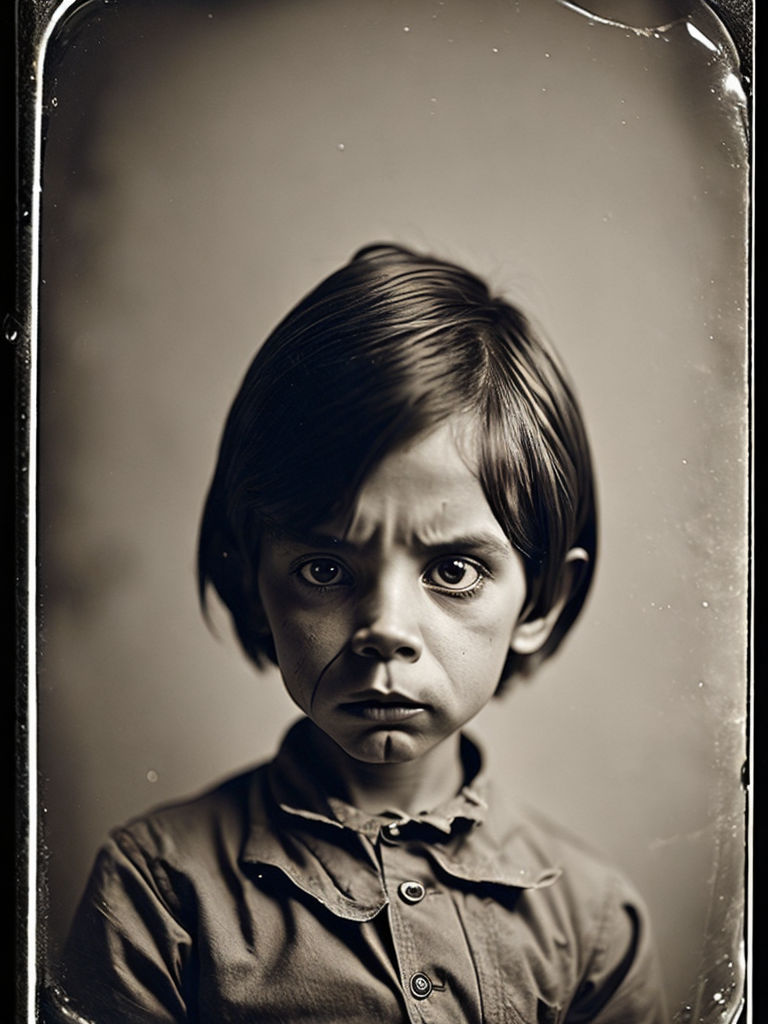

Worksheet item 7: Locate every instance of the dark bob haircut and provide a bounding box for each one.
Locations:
[198,243,597,693]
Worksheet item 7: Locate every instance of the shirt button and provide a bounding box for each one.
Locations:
[409,972,433,999]
[381,823,401,843]
[398,880,426,904]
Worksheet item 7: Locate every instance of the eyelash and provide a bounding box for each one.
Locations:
[291,557,354,593]
[422,558,491,599]
[290,555,492,598]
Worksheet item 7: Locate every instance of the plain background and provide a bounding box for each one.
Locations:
[35,0,749,1018]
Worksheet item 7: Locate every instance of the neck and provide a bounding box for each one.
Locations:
[311,727,465,817]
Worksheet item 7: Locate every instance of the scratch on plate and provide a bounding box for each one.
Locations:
[555,0,688,38]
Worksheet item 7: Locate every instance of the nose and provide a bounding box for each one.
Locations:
[350,580,423,663]
[351,625,422,662]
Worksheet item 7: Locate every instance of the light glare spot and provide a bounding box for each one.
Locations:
[686,22,719,52]
[724,72,746,101]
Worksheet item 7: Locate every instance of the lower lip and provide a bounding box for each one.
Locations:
[340,702,427,723]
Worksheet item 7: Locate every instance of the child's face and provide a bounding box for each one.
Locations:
[256,421,532,767]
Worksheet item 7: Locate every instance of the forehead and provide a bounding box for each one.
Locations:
[317,421,508,550]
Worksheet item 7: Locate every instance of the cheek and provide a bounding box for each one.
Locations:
[269,602,350,677]
[442,592,523,650]
[481,578,528,645]
[428,597,523,689]
[424,612,514,691]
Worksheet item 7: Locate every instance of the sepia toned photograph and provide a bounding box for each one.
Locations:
[14,0,751,1021]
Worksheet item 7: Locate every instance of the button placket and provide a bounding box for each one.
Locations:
[379,839,443,1018]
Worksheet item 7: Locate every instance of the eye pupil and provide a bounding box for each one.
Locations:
[438,559,467,585]
[309,560,340,584]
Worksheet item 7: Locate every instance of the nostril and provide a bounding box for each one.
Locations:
[352,629,422,661]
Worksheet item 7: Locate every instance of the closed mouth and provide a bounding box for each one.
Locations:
[339,698,427,722]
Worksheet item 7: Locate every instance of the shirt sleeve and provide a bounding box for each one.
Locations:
[52,827,194,1024]
[565,871,667,1024]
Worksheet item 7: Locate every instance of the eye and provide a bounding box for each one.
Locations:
[296,558,352,588]
[423,557,486,595]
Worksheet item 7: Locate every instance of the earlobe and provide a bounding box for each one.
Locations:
[509,547,589,656]
[510,607,563,655]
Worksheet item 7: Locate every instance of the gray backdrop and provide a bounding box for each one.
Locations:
[37,0,749,1018]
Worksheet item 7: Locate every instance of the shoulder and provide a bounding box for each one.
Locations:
[102,761,273,876]
[496,789,642,889]
[484,785,653,943]
[481,790,666,1017]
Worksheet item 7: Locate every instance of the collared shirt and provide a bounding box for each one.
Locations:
[48,719,666,1023]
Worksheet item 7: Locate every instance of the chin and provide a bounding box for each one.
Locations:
[345,729,428,765]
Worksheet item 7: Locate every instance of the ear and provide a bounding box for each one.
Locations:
[246,592,273,639]
[247,595,273,638]
[241,558,273,638]
[510,547,589,656]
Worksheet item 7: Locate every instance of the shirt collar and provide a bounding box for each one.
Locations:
[268,717,489,838]
[241,717,561,918]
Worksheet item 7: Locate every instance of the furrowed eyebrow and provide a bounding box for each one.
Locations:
[277,529,513,561]
[413,533,513,560]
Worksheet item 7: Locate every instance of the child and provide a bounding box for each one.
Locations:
[48,244,666,1023]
